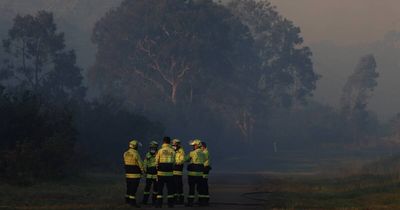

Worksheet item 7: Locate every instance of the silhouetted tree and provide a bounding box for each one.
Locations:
[1,11,85,102]
[227,0,319,107]
[341,54,379,143]
[341,54,378,117]
[90,0,254,108]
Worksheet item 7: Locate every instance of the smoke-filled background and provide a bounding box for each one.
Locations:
[1,0,400,183]
[4,1,400,209]
[270,0,400,121]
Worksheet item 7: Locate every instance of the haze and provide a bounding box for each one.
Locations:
[270,0,400,45]
[271,0,400,120]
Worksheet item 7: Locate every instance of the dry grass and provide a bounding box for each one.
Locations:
[2,163,400,210]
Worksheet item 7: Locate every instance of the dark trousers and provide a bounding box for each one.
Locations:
[157,176,174,207]
[174,175,184,204]
[203,177,209,204]
[126,178,140,205]
[143,178,157,204]
[187,176,206,206]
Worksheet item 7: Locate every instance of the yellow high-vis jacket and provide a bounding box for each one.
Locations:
[144,152,157,179]
[203,148,211,178]
[155,143,176,176]
[203,148,210,167]
[123,148,144,179]
[186,148,206,177]
[173,147,185,175]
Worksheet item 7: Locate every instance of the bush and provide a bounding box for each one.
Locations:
[0,90,77,183]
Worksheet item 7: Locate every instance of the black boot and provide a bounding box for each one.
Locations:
[156,198,163,208]
[186,197,194,207]
[130,199,140,208]
[204,197,210,206]
[142,194,149,205]
[179,195,185,205]
[167,196,174,208]
[198,197,206,207]
[152,194,157,205]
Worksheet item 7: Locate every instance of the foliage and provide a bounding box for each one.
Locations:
[341,54,379,117]
[1,11,85,102]
[0,11,165,182]
[0,89,77,183]
[89,0,319,144]
[227,0,319,107]
[75,97,164,167]
[341,54,380,142]
[90,0,255,107]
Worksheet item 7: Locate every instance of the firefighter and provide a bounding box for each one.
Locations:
[202,141,211,206]
[123,139,144,207]
[172,139,185,205]
[142,141,159,205]
[186,139,207,207]
[155,136,176,208]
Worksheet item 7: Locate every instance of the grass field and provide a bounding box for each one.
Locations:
[256,175,400,209]
[1,173,400,210]
[2,153,400,210]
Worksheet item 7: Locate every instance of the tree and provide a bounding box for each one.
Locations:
[341,54,378,117]
[340,54,379,143]
[224,0,319,142]
[227,0,319,107]
[1,11,85,101]
[89,0,319,144]
[89,0,255,108]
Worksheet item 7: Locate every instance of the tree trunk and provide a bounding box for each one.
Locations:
[171,82,178,105]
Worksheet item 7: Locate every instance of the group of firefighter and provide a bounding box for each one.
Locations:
[123,136,211,208]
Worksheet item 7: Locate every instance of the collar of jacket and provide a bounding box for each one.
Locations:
[162,143,171,148]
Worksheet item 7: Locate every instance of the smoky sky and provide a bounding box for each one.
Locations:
[270,0,400,45]
[269,0,400,120]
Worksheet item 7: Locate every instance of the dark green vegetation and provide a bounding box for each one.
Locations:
[0,11,163,183]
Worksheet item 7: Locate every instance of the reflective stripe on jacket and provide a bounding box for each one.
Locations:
[123,148,143,178]
[187,148,205,177]
[203,148,211,178]
[173,147,185,175]
[144,152,157,179]
[156,143,175,176]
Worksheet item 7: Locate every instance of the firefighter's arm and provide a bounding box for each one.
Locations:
[204,152,212,171]
[155,150,160,169]
[136,152,144,173]
[179,150,186,165]
[143,156,148,174]
[172,150,176,166]
[185,151,192,162]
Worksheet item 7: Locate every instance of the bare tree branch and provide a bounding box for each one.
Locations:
[128,68,165,94]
